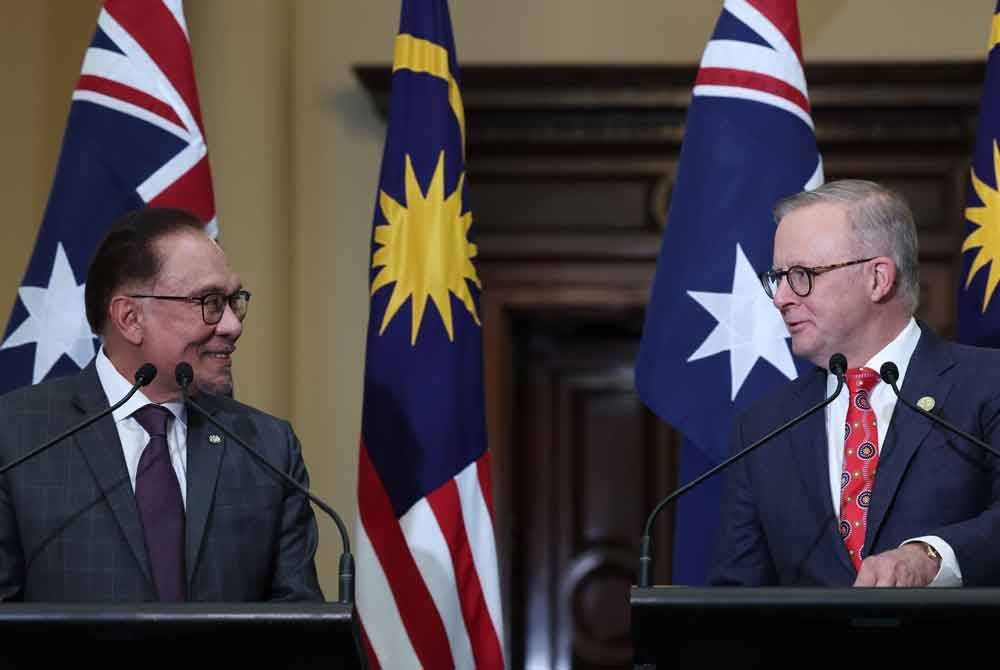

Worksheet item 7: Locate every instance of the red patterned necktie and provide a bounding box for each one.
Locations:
[840,367,880,571]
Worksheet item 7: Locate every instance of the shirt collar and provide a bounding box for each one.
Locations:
[95,348,187,426]
[858,316,921,384]
[825,317,921,388]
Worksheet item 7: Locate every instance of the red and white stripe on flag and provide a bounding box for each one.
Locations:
[357,445,505,669]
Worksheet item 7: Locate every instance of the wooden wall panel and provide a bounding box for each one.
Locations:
[509,311,675,669]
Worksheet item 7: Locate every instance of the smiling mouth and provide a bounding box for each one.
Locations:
[201,348,235,360]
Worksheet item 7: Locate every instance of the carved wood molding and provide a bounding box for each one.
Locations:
[355,63,982,269]
[355,63,982,148]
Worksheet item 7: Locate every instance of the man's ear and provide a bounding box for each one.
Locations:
[108,295,143,345]
[870,257,898,303]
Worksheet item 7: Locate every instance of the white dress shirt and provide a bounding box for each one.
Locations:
[95,349,188,508]
[823,317,960,585]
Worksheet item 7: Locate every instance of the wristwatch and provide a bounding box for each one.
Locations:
[922,542,941,564]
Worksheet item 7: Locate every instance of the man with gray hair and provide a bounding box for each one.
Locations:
[710,179,1000,587]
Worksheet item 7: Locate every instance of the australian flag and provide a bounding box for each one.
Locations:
[635,0,822,585]
[0,0,215,393]
[958,0,1000,346]
[354,1,505,668]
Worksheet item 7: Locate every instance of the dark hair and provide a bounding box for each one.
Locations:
[85,207,206,334]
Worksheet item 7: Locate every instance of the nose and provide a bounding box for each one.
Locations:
[771,274,796,310]
[214,301,243,340]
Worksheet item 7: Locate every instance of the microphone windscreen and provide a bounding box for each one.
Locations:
[828,353,848,377]
[175,362,194,388]
[879,361,900,385]
[134,363,157,386]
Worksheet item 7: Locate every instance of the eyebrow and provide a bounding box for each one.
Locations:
[772,258,817,269]
[185,284,240,297]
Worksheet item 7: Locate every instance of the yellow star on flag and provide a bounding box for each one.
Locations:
[964,139,1000,312]
[372,150,481,345]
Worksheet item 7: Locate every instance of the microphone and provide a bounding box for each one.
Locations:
[637,353,848,587]
[174,362,355,604]
[879,361,1000,460]
[0,363,158,477]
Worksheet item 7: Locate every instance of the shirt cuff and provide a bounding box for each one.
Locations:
[902,536,962,587]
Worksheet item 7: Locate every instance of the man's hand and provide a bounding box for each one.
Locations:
[853,543,940,587]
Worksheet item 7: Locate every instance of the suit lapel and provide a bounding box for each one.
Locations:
[864,326,955,555]
[70,364,154,588]
[183,393,226,588]
[787,368,855,574]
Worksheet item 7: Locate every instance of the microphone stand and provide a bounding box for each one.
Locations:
[177,368,355,605]
[880,362,1000,460]
[0,363,156,476]
[637,355,847,588]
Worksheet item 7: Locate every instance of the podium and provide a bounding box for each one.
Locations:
[632,586,1000,668]
[0,602,362,669]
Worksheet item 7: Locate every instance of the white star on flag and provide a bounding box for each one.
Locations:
[687,243,798,400]
[1,243,97,383]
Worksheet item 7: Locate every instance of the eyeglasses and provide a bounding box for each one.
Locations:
[759,258,875,299]
[129,289,251,324]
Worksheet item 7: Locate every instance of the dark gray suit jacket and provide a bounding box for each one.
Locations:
[0,363,324,602]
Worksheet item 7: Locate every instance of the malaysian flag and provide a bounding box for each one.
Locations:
[0,0,215,392]
[959,0,1000,346]
[355,0,505,668]
[635,0,821,584]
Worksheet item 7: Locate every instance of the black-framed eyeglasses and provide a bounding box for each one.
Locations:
[759,258,875,299]
[129,290,251,324]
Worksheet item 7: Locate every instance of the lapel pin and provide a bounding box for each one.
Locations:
[208,434,222,444]
[916,396,935,412]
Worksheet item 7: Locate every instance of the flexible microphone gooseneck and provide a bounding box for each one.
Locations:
[174,362,355,604]
[636,353,848,588]
[0,363,158,477]
[879,361,1000,460]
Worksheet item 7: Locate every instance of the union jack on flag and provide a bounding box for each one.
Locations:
[0,0,215,393]
[356,0,505,668]
[635,0,821,584]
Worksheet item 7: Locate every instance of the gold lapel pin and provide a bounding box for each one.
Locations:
[916,396,935,412]
[208,434,222,444]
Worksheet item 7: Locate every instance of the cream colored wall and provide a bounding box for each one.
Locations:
[0,0,993,597]
[186,2,292,419]
[0,1,99,313]
[0,3,45,302]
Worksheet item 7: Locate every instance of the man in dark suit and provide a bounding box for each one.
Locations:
[0,208,323,601]
[710,179,1000,587]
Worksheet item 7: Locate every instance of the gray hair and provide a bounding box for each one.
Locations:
[773,179,920,314]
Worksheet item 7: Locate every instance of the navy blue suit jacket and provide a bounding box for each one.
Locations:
[0,363,323,601]
[710,325,1000,586]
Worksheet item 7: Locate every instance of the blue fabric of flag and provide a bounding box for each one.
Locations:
[635,1,819,585]
[361,0,487,519]
[0,98,180,393]
[0,2,214,394]
[958,1,1000,346]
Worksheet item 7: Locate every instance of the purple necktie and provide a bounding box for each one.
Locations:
[133,404,186,601]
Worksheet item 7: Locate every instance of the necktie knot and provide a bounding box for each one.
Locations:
[846,367,880,397]
[133,404,172,439]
